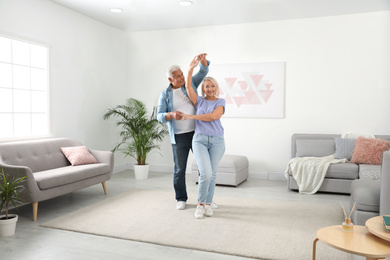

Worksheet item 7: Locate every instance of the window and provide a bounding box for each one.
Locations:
[0,35,49,139]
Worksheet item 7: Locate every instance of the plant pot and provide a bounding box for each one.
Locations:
[0,214,18,237]
[134,164,149,179]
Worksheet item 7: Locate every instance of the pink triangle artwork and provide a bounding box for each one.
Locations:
[238,81,248,91]
[224,78,237,89]
[250,75,264,87]
[212,62,285,118]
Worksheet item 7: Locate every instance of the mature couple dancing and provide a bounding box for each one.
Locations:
[157,54,225,219]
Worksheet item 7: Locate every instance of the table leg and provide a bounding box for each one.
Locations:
[312,237,319,260]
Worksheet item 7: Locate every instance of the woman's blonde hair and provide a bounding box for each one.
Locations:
[201,77,220,98]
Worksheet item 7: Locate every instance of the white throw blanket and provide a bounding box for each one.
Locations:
[284,154,347,194]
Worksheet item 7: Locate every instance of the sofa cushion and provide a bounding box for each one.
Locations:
[359,164,381,180]
[34,163,110,190]
[0,138,82,172]
[295,139,335,157]
[326,163,359,179]
[60,146,98,166]
[334,138,355,160]
[350,179,380,212]
[351,137,390,165]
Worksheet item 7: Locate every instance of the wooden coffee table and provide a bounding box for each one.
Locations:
[366,215,390,242]
[313,225,390,260]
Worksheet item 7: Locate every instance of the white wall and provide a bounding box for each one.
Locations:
[1,0,389,178]
[127,11,390,177]
[0,0,129,166]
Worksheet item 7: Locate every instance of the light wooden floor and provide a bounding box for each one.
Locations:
[0,170,373,260]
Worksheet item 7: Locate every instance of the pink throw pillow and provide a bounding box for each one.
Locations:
[60,146,98,166]
[351,137,390,165]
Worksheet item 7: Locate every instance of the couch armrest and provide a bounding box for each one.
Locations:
[89,150,114,175]
[380,150,390,215]
[89,150,113,164]
[0,162,42,203]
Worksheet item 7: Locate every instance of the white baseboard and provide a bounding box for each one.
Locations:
[149,164,174,173]
[268,172,287,181]
[248,172,286,181]
[114,163,173,174]
[249,172,268,180]
[114,164,286,182]
[113,164,129,174]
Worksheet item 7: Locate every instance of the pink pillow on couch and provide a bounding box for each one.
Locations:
[351,137,390,165]
[60,146,98,166]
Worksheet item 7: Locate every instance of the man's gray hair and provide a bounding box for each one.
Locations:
[166,65,181,79]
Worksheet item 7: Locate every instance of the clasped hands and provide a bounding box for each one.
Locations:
[190,53,207,69]
[170,111,192,121]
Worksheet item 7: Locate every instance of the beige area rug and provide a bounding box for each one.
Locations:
[41,189,351,260]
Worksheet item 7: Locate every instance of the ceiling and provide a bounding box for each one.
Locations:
[50,0,390,32]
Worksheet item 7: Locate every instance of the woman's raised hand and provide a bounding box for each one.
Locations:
[197,53,207,63]
[189,56,200,70]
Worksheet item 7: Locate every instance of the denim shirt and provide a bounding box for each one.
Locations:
[157,61,210,144]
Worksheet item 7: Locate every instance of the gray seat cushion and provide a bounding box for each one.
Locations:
[350,179,380,213]
[326,163,359,179]
[34,163,110,190]
[287,162,359,180]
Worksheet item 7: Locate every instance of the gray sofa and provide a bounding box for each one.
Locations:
[287,134,390,194]
[0,138,114,221]
[350,150,390,225]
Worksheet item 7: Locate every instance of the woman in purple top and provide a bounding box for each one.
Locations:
[181,56,226,219]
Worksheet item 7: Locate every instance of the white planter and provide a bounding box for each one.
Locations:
[0,214,18,237]
[134,164,149,179]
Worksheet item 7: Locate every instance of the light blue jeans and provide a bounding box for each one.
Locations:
[192,133,225,205]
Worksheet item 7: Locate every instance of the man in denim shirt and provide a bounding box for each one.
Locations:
[157,54,209,210]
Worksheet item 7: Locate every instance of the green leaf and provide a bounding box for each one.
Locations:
[0,168,26,219]
[103,98,168,165]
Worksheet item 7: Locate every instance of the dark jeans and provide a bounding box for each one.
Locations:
[171,131,194,202]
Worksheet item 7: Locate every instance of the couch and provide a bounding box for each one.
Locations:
[350,150,390,225]
[0,138,114,221]
[287,134,390,194]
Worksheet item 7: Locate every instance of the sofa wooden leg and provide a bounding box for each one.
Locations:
[102,182,107,195]
[32,202,38,222]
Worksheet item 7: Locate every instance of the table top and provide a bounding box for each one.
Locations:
[366,215,390,242]
[316,225,390,258]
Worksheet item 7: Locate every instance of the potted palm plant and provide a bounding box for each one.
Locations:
[0,168,26,236]
[104,98,168,179]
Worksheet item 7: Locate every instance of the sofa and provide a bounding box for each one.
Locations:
[287,134,390,194]
[0,138,114,221]
[350,150,390,225]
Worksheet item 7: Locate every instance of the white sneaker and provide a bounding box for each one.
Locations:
[176,201,186,210]
[204,205,213,217]
[211,202,218,209]
[194,205,205,219]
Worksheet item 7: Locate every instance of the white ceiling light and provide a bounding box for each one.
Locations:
[110,8,123,13]
[178,1,193,6]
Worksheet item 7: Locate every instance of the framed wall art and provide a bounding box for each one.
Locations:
[211,62,285,118]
